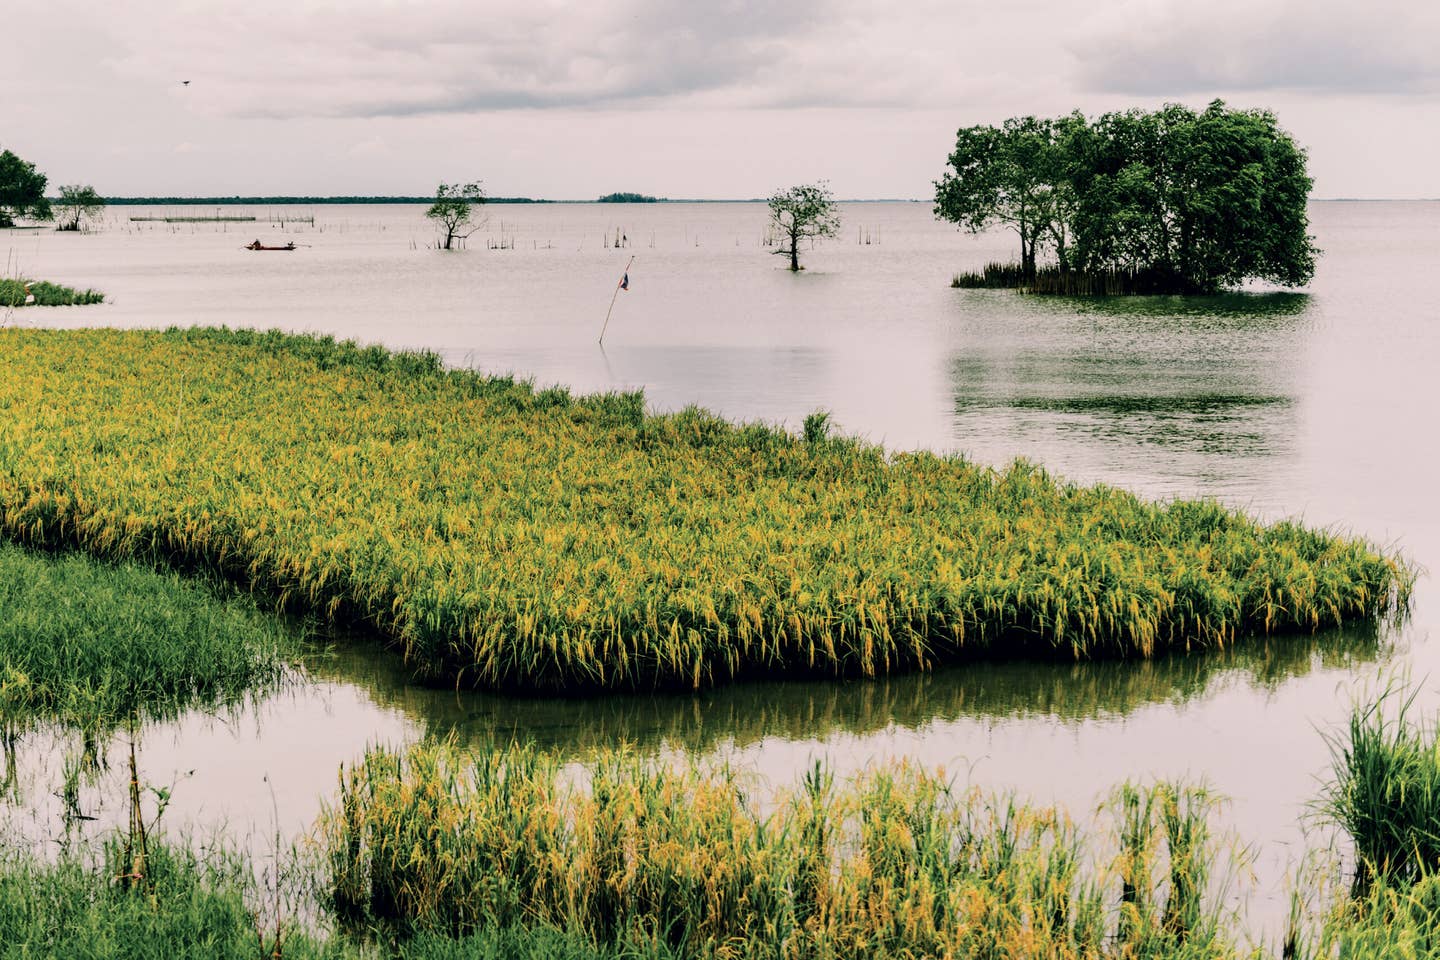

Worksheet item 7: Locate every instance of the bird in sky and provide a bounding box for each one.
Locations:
[181,80,190,86]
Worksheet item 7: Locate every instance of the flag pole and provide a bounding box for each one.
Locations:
[598,255,635,346]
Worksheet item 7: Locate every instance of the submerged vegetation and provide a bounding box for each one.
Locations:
[0,542,292,733]
[953,262,1227,296]
[0,278,104,306]
[0,327,1411,692]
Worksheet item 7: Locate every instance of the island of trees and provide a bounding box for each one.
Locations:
[935,100,1317,294]
[597,192,659,203]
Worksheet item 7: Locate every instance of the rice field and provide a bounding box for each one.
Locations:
[0,325,1411,692]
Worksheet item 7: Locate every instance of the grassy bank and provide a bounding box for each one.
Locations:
[0,278,104,307]
[0,326,1412,692]
[0,541,292,733]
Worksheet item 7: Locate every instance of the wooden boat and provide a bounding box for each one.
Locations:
[244,240,296,251]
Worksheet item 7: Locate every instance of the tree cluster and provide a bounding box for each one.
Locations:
[597,192,658,203]
[0,149,50,227]
[934,101,1318,292]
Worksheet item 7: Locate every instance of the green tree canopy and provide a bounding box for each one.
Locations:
[768,182,841,272]
[934,115,1081,273]
[425,181,486,250]
[0,149,51,227]
[935,101,1317,292]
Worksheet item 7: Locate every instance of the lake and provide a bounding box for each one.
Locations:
[3,199,1436,934]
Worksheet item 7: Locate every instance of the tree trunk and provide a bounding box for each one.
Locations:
[789,238,799,272]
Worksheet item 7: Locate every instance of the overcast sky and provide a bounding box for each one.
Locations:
[4,0,1437,199]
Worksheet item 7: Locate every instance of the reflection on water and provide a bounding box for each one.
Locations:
[1059,291,1313,322]
[304,623,1384,756]
[0,621,1388,852]
[997,393,1289,415]
[944,285,1314,503]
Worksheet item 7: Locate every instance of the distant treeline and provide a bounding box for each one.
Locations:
[101,196,551,205]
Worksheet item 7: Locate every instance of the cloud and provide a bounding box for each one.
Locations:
[97,0,954,118]
[1073,0,1440,96]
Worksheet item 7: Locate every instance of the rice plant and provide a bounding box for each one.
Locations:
[320,739,1246,958]
[1320,683,1440,894]
[0,326,1413,693]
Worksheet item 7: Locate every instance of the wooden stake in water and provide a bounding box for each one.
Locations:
[597,255,635,346]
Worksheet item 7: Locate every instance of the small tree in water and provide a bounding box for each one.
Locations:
[426,181,486,250]
[768,182,840,271]
[55,185,105,232]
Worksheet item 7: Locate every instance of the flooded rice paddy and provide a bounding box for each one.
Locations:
[3,199,1437,930]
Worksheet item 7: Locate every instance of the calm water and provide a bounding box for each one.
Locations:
[4,201,1438,932]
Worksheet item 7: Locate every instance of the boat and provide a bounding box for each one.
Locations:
[244,240,296,251]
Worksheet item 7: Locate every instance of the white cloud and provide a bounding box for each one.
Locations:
[1073,0,1440,95]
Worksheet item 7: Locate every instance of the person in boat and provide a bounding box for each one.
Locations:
[247,239,262,250]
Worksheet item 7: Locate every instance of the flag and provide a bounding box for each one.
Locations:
[619,272,629,291]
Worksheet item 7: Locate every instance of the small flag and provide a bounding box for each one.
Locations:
[619,272,629,291]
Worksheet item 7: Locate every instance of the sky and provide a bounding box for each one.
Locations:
[3,0,1438,200]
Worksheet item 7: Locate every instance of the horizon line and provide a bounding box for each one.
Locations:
[82,195,1440,205]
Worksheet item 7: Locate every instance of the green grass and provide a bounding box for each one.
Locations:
[0,278,104,307]
[0,834,703,959]
[0,326,1413,693]
[0,541,293,733]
